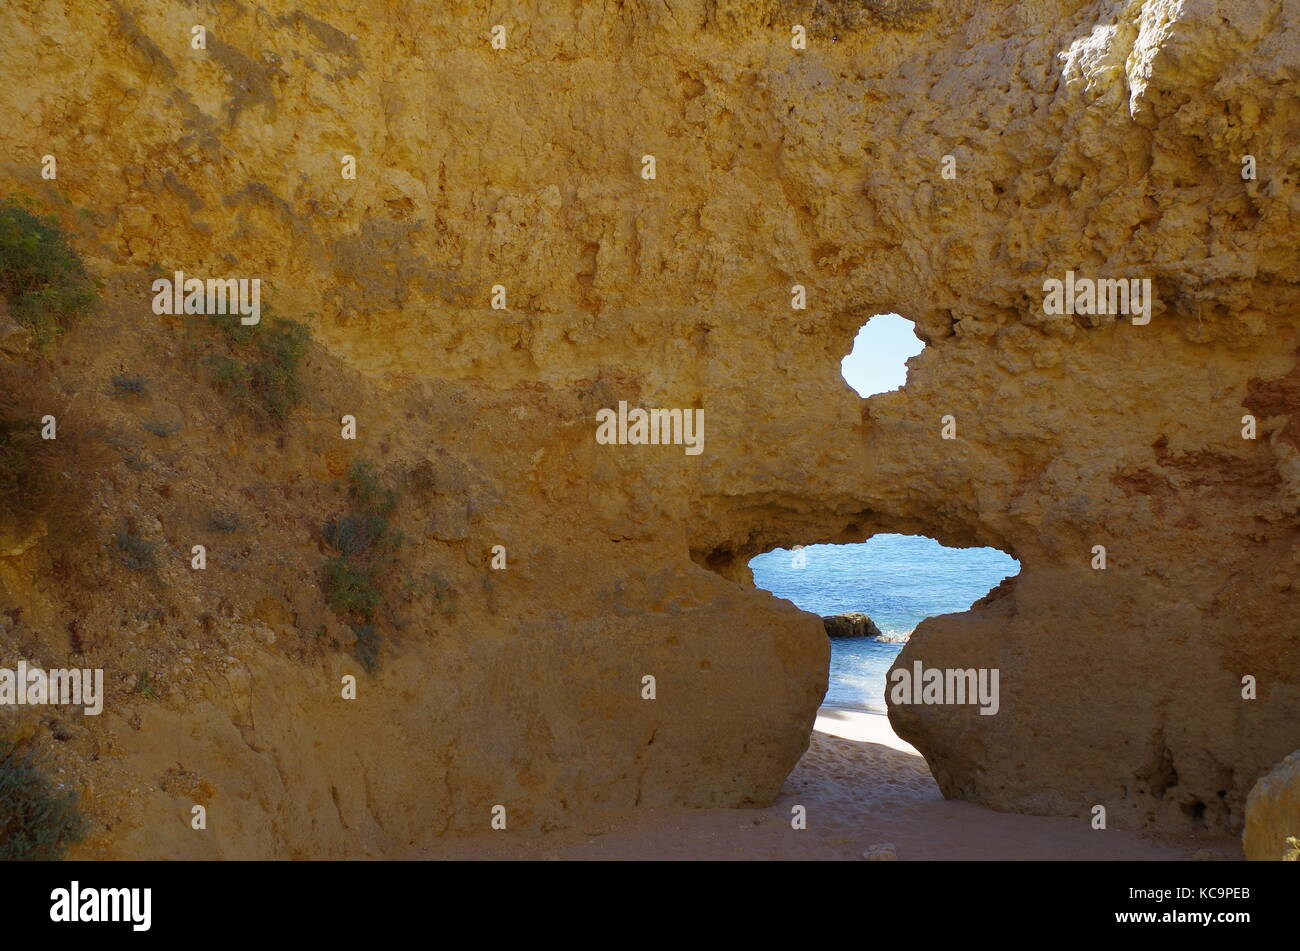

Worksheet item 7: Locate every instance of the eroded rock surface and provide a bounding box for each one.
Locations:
[0,0,1296,856]
[1243,750,1300,861]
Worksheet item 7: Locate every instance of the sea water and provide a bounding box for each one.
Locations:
[749,534,1018,711]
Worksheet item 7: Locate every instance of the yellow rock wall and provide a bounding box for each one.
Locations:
[0,0,1297,856]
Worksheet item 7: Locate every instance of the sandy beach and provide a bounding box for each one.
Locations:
[417,707,1242,860]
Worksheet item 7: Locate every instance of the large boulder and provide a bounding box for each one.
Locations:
[822,612,883,640]
[1243,750,1300,861]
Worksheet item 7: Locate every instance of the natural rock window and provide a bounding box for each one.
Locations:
[840,313,924,399]
[750,537,1020,711]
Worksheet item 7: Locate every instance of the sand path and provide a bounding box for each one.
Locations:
[417,707,1241,860]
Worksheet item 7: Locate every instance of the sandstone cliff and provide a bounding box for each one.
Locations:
[0,0,1296,857]
[1243,749,1300,860]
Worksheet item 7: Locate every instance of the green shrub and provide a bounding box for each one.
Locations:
[323,556,382,617]
[322,461,404,672]
[204,311,310,422]
[0,197,97,348]
[206,353,255,411]
[208,310,257,349]
[0,741,89,860]
[323,511,385,557]
[347,460,396,517]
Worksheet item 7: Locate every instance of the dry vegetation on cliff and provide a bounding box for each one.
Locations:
[0,196,98,349]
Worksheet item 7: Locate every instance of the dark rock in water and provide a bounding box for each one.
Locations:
[821,612,883,639]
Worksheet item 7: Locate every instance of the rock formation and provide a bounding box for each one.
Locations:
[1243,750,1300,861]
[0,0,1296,857]
[822,612,883,639]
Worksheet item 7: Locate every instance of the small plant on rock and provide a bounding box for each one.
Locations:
[0,741,89,860]
[321,460,402,672]
[0,197,97,349]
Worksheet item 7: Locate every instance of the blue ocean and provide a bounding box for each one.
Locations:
[750,535,1019,711]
